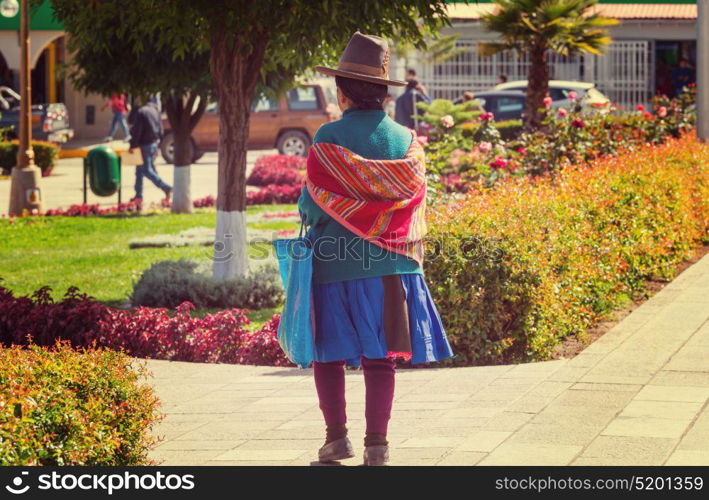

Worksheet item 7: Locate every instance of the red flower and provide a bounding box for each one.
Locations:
[636,105,645,112]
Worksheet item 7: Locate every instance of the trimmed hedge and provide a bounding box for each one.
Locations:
[425,136,709,365]
[130,259,283,310]
[0,342,161,465]
[0,140,59,176]
[461,119,522,142]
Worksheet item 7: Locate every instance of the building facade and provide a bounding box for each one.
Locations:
[413,1,697,109]
[0,1,118,140]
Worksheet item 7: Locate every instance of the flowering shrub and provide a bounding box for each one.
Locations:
[45,200,142,216]
[247,163,305,187]
[0,341,161,465]
[192,195,216,208]
[415,99,481,139]
[0,286,109,347]
[236,315,292,367]
[425,88,697,194]
[425,136,709,365]
[247,183,302,205]
[0,284,292,367]
[253,154,306,171]
[99,302,251,363]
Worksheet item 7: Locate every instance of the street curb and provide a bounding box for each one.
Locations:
[59,148,127,159]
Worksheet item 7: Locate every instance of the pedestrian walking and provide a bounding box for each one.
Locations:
[128,98,171,203]
[300,31,454,466]
[102,93,131,142]
[394,78,431,132]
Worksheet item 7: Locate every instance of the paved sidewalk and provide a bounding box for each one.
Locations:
[145,253,709,466]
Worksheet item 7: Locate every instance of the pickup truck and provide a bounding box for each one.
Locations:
[0,86,74,143]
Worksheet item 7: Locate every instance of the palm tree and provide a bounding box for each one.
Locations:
[481,0,617,130]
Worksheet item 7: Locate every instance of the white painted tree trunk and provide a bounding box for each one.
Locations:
[213,209,249,279]
[172,165,193,214]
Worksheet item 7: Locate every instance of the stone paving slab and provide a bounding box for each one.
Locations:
[145,253,709,465]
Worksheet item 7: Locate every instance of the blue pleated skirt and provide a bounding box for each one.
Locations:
[312,274,455,367]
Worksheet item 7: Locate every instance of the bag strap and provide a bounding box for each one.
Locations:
[298,216,309,240]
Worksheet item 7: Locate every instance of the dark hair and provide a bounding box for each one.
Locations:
[407,68,417,76]
[335,75,387,110]
[499,74,507,83]
[406,78,419,90]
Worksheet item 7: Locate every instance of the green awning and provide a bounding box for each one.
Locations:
[0,1,63,31]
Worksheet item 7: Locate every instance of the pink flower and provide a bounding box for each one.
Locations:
[415,134,429,146]
[658,106,667,118]
[516,146,527,155]
[571,118,584,129]
[440,115,455,128]
[478,141,492,154]
[479,112,495,121]
[490,156,508,169]
[636,105,645,112]
[643,111,652,119]
[567,91,578,102]
[543,96,553,108]
[557,108,568,117]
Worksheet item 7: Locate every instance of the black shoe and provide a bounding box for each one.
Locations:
[318,437,355,463]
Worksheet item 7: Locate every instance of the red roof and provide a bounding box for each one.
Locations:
[448,3,697,21]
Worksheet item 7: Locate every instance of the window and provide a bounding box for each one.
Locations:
[549,88,567,101]
[496,97,524,113]
[252,96,278,112]
[287,87,320,111]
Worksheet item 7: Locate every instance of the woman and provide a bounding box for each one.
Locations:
[299,32,454,466]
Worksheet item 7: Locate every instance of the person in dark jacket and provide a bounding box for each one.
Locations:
[128,99,171,202]
[394,79,431,130]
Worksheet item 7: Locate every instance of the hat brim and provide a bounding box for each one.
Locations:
[315,66,407,87]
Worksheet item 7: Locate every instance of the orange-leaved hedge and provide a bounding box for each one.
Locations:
[0,342,162,465]
[425,134,709,365]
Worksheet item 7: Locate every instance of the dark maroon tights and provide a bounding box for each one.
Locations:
[313,357,395,442]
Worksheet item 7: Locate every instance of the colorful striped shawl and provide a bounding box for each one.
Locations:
[305,133,427,264]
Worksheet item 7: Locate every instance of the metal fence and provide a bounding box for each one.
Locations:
[418,39,653,108]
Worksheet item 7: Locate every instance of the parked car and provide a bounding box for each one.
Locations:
[493,80,611,112]
[473,91,527,121]
[0,86,74,143]
[160,82,339,163]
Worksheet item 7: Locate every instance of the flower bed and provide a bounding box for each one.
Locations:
[0,341,161,465]
[0,285,291,367]
[424,136,708,365]
[247,154,305,187]
[422,87,696,194]
[246,183,302,204]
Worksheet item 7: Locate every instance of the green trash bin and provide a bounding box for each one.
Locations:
[84,146,121,197]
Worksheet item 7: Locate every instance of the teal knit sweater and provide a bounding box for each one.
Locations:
[298,108,423,284]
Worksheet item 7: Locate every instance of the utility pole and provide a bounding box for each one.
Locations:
[699,0,709,142]
[7,0,43,215]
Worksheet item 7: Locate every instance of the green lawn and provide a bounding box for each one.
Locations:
[0,205,298,312]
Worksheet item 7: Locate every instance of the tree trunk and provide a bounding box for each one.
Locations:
[164,93,206,214]
[210,30,269,280]
[525,43,550,131]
